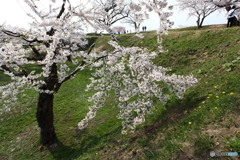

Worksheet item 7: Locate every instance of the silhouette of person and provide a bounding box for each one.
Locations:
[228,6,238,27]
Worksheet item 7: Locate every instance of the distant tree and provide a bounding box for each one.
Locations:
[112,26,126,34]
[93,0,130,26]
[177,0,220,28]
[91,0,131,40]
[123,2,148,32]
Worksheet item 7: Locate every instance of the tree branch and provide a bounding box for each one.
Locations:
[2,30,44,44]
[57,1,66,18]
[1,65,28,77]
[54,43,95,92]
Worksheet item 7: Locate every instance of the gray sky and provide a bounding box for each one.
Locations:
[141,0,227,30]
[0,0,228,31]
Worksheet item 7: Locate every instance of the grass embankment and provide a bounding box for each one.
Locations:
[0,25,240,160]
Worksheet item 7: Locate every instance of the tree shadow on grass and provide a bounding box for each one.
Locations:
[47,139,79,160]
[46,134,97,160]
[47,126,122,160]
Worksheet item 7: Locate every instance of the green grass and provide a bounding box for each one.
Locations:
[0,24,240,160]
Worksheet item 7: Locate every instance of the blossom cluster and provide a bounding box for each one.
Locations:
[77,1,198,133]
[78,41,198,133]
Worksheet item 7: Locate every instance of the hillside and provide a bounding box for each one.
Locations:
[0,24,240,160]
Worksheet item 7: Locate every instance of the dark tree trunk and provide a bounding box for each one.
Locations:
[37,92,56,146]
[199,17,205,29]
[36,63,58,146]
[196,18,201,29]
[197,21,202,29]
[196,16,205,29]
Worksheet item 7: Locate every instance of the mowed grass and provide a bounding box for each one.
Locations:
[0,24,240,160]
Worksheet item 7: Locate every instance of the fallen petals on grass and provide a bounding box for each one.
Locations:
[216,96,219,98]
[230,92,234,95]
[214,107,218,109]
[214,86,218,88]
[222,91,226,94]
[188,122,192,124]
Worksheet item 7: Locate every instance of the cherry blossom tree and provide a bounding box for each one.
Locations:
[92,0,131,26]
[177,0,220,28]
[0,0,197,147]
[123,2,149,32]
[112,26,126,34]
[89,0,131,40]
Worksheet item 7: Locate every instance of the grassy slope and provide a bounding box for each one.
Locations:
[0,25,240,160]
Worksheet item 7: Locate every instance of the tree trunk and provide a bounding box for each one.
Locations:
[199,17,205,29]
[36,63,58,146]
[196,18,201,29]
[37,92,56,146]
[197,23,202,29]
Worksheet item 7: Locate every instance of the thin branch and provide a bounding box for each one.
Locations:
[57,1,66,18]
[2,30,44,44]
[27,57,44,61]
[1,65,28,77]
[54,43,95,92]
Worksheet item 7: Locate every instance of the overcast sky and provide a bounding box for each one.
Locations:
[0,0,228,31]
